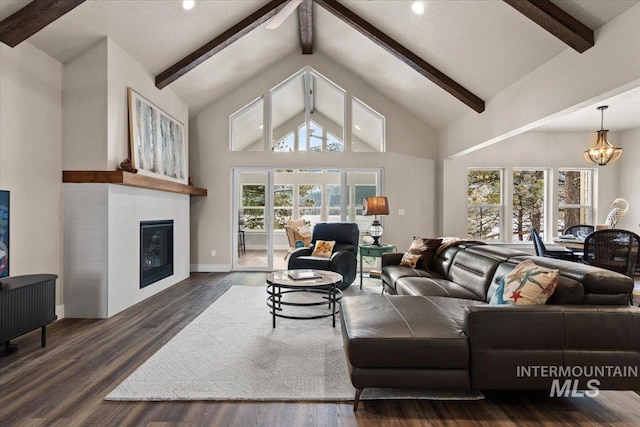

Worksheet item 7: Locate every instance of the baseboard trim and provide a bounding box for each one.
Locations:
[56,304,65,320]
[190,264,231,273]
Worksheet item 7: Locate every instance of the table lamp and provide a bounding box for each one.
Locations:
[363,196,389,246]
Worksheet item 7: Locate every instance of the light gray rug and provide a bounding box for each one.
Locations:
[106,281,483,402]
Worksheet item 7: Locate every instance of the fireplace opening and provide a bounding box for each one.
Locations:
[140,220,174,288]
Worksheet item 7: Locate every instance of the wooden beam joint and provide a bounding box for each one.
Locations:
[299,0,313,54]
[0,0,87,48]
[503,0,594,53]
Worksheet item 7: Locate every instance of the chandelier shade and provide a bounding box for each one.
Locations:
[584,106,622,166]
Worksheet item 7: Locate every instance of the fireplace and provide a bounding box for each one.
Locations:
[140,220,174,288]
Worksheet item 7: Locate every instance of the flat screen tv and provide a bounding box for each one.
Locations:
[0,190,9,278]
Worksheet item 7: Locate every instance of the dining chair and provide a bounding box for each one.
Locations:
[530,228,582,262]
[563,224,595,239]
[583,229,640,277]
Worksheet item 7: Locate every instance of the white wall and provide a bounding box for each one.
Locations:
[61,37,191,317]
[616,127,640,232]
[439,3,640,159]
[0,43,64,311]
[189,52,438,270]
[442,132,619,242]
[63,39,108,170]
[63,38,188,171]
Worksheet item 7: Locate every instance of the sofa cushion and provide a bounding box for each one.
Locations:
[396,277,484,301]
[503,259,558,305]
[447,250,501,301]
[341,295,481,369]
[382,265,444,294]
[407,237,443,270]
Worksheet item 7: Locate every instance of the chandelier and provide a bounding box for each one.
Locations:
[583,106,622,166]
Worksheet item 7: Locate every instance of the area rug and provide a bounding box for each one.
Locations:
[106,283,483,402]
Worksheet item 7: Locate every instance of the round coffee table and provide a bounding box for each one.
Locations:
[266,270,343,328]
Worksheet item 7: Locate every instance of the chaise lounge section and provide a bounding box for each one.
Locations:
[341,243,640,410]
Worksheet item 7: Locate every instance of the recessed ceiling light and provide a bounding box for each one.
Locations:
[182,0,195,11]
[411,1,425,15]
[354,124,361,131]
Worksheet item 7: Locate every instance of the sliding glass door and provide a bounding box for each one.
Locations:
[233,168,382,271]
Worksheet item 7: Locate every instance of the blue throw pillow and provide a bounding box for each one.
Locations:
[489,279,507,305]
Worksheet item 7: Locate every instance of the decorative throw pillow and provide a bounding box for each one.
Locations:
[503,259,559,305]
[489,279,507,305]
[400,253,422,268]
[298,226,311,235]
[311,240,335,258]
[407,237,443,270]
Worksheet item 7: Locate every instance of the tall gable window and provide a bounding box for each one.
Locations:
[230,67,384,152]
[230,96,263,151]
[352,97,385,152]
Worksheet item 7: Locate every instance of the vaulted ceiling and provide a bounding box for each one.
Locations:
[1,0,638,131]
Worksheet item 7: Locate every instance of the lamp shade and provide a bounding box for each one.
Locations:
[363,196,389,216]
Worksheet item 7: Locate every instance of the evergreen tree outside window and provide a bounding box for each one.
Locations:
[241,184,266,229]
[558,170,592,235]
[512,169,545,241]
[467,169,502,240]
[273,184,293,229]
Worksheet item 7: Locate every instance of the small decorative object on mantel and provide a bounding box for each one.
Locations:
[189,176,193,186]
[119,158,138,174]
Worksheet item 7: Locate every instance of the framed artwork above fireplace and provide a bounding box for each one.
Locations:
[128,87,187,184]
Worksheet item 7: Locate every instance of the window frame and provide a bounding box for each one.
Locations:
[466,168,504,241]
[557,169,593,236]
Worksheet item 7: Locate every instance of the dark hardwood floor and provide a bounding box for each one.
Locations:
[1,272,639,426]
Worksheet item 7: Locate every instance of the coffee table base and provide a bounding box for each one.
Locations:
[266,270,343,328]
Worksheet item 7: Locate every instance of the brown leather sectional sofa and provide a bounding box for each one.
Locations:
[340,243,640,410]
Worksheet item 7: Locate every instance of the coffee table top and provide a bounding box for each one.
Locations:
[267,270,343,288]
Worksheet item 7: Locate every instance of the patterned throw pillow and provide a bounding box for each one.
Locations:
[400,253,422,268]
[407,237,443,270]
[311,240,336,258]
[503,259,559,305]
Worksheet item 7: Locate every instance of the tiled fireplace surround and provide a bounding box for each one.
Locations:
[63,184,190,318]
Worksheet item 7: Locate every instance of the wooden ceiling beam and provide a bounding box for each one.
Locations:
[0,0,87,48]
[314,0,484,113]
[299,0,313,54]
[503,0,594,53]
[155,0,290,89]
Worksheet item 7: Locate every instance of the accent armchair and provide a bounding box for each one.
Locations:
[288,222,359,289]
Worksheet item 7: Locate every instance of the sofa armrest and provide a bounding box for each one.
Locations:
[382,252,405,267]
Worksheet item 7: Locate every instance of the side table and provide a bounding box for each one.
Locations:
[359,244,396,290]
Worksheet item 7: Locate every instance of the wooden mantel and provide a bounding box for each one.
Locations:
[62,170,207,196]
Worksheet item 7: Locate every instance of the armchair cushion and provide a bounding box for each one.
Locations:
[311,240,336,258]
